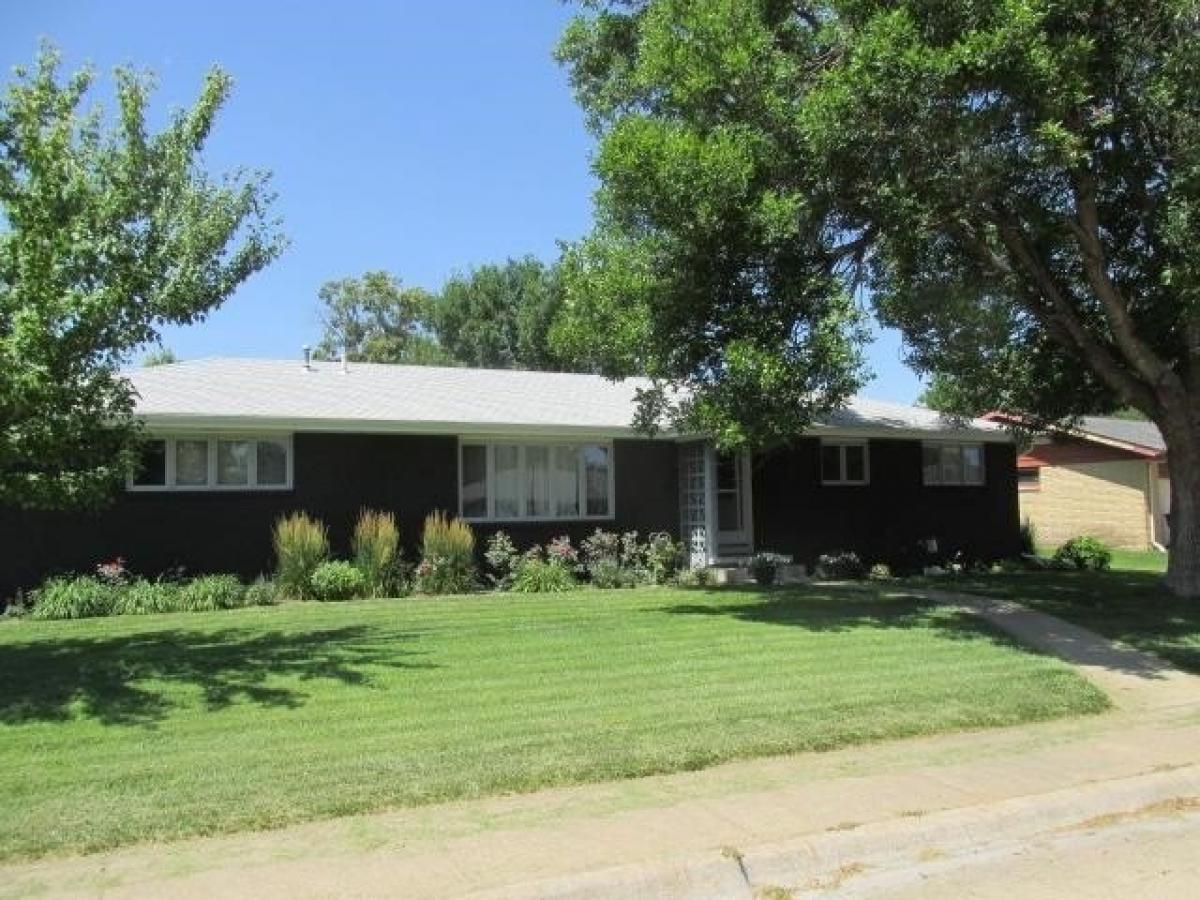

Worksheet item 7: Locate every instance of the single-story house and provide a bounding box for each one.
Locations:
[984,412,1168,551]
[0,359,1021,595]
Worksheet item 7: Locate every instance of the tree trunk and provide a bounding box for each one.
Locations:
[1161,412,1200,598]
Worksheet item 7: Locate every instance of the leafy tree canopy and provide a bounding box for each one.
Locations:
[438,256,580,371]
[141,347,179,367]
[314,270,447,364]
[0,45,285,509]
[315,257,583,372]
[555,1,1200,593]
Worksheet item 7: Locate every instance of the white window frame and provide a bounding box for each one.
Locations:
[457,438,616,523]
[126,434,294,492]
[820,439,870,486]
[922,441,986,486]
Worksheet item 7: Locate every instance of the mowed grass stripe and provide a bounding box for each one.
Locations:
[0,586,1107,860]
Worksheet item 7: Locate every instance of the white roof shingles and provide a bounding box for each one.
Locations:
[127,358,1006,440]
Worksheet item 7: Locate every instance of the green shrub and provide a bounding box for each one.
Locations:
[1053,536,1113,571]
[815,551,866,580]
[244,577,279,607]
[179,575,246,611]
[645,532,685,584]
[676,565,712,587]
[273,512,329,601]
[749,552,790,586]
[310,561,366,602]
[868,563,893,581]
[111,579,182,615]
[511,558,577,593]
[484,530,520,590]
[589,557,637,588]
[353,509,401,597]
[417,511,476,594]
[30,576,116,620]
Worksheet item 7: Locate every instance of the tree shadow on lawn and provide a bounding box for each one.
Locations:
[0,625,436,728]
[657,587,1014,647]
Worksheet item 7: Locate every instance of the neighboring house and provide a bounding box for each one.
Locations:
[0,359,1020,594]
[985,413,1168,551]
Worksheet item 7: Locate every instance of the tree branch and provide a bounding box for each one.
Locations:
[1067,169,1178,391]
[955,218,1158,414]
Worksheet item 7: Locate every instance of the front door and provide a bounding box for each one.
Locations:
[715,451,752,557]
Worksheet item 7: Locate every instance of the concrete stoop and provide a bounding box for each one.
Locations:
[480,765,1200,899]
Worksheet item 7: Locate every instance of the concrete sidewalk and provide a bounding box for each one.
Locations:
[3,590,1199,899]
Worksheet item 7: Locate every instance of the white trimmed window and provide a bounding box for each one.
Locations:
[820,440,869,485]
[459,441,614,522]
[923,442,985,486]
[128,436,293,491]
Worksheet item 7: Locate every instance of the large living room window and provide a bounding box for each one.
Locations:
[922,442,985,486]
[128,435,293,491]
[459,441,614,521]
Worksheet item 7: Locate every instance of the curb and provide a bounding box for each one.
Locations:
[474,764,1200,899]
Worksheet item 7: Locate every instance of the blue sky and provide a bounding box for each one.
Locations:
[3,0,924,403]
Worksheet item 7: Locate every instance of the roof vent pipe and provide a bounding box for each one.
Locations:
[341,347,348,374]
[302,345,311,370]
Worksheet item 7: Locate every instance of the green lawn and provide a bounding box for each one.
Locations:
[0,586,1106,861]
[923,550,1200,674]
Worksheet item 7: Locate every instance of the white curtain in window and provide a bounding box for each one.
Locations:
[495,445,520,517]
[175,440,208,486]
[217,440,252,485]
[526,445,551,517]
[554,445,580,517]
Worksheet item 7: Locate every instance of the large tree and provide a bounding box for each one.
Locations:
[0,45,284,509]
[314,270,447,364]
[318,258,582,372]
[555,1,1200,595]
[437,256,579,371]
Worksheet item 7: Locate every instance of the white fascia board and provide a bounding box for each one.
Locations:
[805,425,1013,444]
[136,414,659,441]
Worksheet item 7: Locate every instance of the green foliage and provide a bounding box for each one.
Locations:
[352,508,401,597]
[273,513,329,601]
[29,572,276,619]
[511,557,578,593]
[1053,537,1114,572]
[557,1,1200,593]
[178,575,246,612]
[141,348,179,367]
[417,511,476,594]
[816,551,867,581]
[30,576,116,620]
[436,257,578,371]
[0,44,284,509]
[868,563,893,581]
[749,552,790,586]
[243,577,279,608]
[644,531,685,584]
[110,580,181,615]
[676,565,712,587]
[310,561,366,602]
[483,530,521,590]
[314,271,448,364]
[587,557,639,589]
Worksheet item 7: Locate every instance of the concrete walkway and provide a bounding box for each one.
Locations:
[4,591,1199,899]
[912,586,1200,711]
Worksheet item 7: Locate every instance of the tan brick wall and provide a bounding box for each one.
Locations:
[1020,460,1151,550]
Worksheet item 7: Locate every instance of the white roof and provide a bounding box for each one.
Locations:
[127,358,1007,440]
